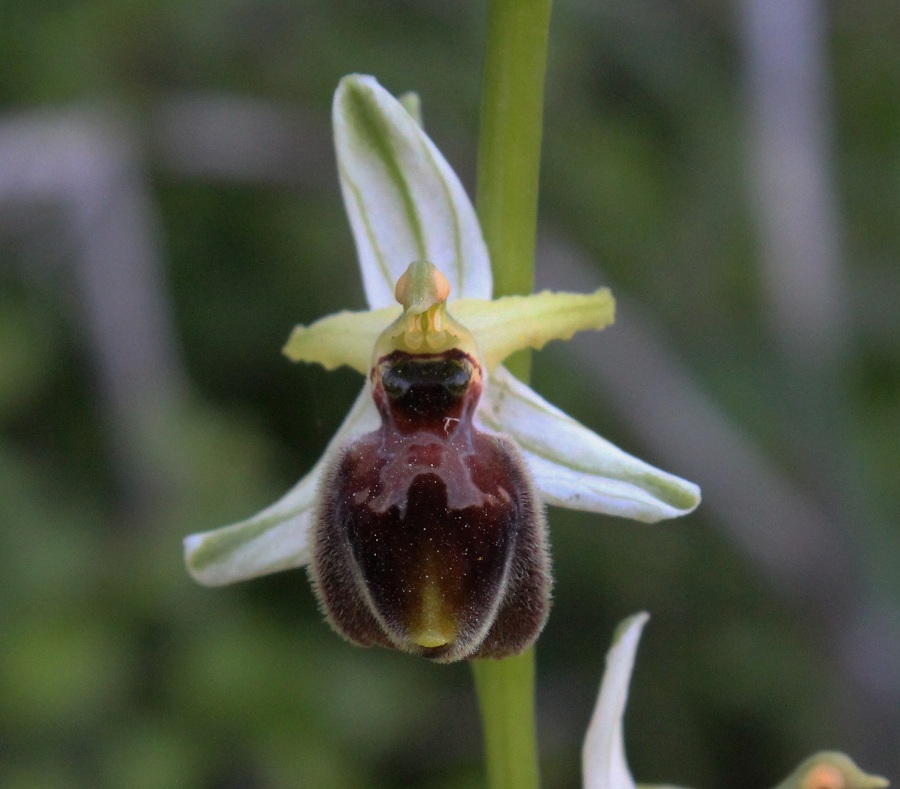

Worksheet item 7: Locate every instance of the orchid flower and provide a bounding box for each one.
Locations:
[583,615,890,789]
[183,74,700,661]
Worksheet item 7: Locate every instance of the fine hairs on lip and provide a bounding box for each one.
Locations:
[311,345,551,663]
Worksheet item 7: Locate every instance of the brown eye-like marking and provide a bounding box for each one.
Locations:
[310,349,551,662]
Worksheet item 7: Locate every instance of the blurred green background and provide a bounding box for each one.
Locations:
[1,1,898,787]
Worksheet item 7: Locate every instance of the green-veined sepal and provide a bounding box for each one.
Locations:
[481,367,701,522]
[183,388,379,585]
[334,75,492,308]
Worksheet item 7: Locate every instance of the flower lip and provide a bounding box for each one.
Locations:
[311,361,551,662]
[311,260,551,662]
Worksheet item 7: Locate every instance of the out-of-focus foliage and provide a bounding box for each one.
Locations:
[1,1,898,788]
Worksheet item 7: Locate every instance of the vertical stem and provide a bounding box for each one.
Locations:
[477,0,552,301]
[472,1,553,789]
[472,649,540,789]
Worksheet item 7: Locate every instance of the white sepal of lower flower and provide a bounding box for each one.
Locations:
[583,613,646,789]
[183,74,700,588]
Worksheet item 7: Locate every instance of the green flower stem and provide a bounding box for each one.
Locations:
[472,1,552,789]
[472,649,540,789]
[476,0,552,381]
[477,0,552,299]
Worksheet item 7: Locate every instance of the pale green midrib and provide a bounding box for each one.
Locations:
[484,388,698,511]
[345,87,428,261]
[190,389,375,572]
[340,163,392,292]
[189,507,307,570]
[416,133,467,296]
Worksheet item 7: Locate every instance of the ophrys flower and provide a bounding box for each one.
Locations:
[183,75,700,662]
[582,615,890,789]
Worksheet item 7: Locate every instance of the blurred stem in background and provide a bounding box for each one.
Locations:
[739,0,900,769]
[471,0,552,788]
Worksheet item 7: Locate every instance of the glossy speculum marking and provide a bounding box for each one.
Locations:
[311,348,551,662]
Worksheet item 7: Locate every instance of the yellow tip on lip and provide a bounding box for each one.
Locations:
[410,629,453,649]
[409,579,456,649]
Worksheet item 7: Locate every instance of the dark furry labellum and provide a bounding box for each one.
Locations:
[311,349,551,662]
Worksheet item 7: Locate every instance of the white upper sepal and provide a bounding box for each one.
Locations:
[183,387,380,586]
[333,74,492,308]
[582,613,648,789]
[481,367,701,522]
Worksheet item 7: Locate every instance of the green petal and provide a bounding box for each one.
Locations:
[282,289,614,375]
[772,753,889,789]
[183,388,380,586]
[334,74,492,308]
[282,306,399,373]
[452,288,615,370]
[582,613,648,789]
[481,367,701,522]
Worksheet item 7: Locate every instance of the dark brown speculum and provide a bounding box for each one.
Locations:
[311,349,551,662]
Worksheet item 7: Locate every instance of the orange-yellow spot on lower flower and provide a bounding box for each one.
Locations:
[803,764,847,789]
